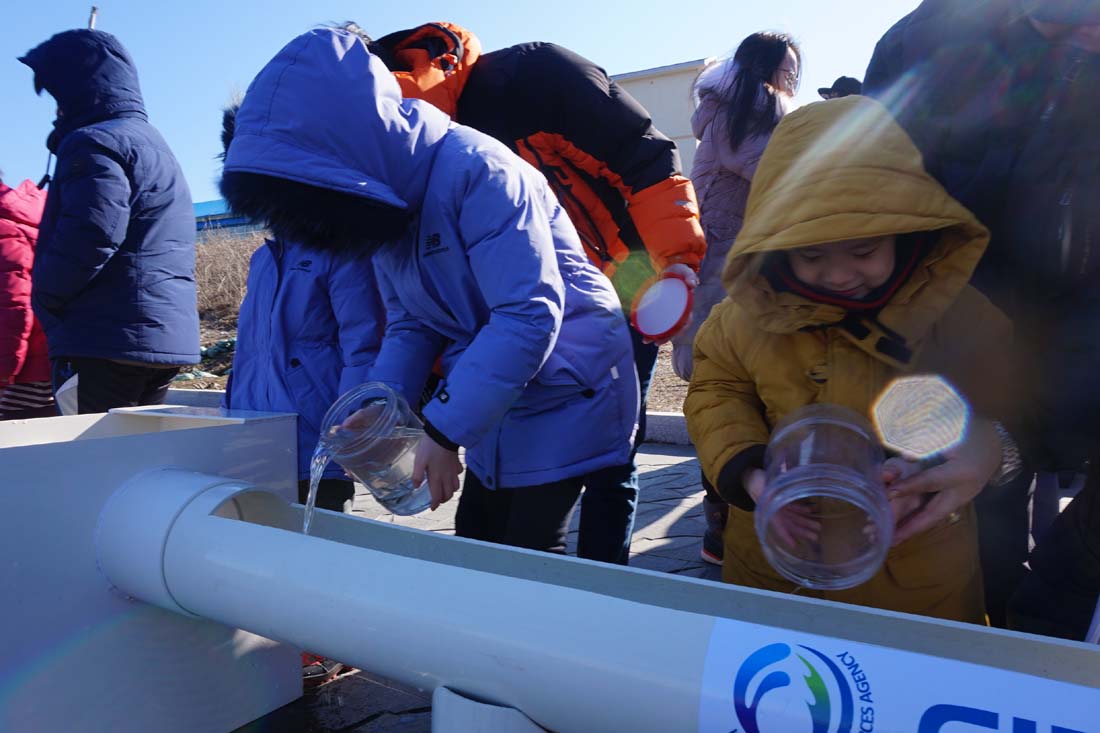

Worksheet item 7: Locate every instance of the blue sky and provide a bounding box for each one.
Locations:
[2,0,919,203]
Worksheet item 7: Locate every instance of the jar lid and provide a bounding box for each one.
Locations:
[630,273,693,341]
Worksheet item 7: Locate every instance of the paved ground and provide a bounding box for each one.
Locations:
[238,442,716,732]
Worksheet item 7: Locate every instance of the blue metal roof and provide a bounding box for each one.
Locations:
[193,199,230,218]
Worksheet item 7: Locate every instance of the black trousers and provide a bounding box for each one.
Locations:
[576,326,656,566]
[455,472,582,555]
[973,470,1032,628]
[297,478,355,514]
[51,357,179,414]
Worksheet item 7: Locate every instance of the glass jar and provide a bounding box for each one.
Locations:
[319,382,431,515]
[755,404,892,590]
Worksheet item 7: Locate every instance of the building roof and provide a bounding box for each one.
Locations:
[612,58,707,83]
[193,199,230,218]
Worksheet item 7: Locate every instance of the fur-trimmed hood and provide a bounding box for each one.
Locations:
[222,28,452,215]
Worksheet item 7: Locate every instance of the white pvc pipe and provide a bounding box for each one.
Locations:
[98,471,712,733]
[97,470,1100,733]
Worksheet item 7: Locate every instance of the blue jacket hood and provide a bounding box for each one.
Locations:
[224,28,450,212]
[19,30,147,151]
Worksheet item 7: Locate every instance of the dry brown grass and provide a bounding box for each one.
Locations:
[194,229,265,325]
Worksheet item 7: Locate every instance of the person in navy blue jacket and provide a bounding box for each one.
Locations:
[19,30,199,412]
[220,28,639,555]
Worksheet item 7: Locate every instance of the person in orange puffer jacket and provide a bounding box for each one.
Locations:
[0,175,54,420]
[370,21,707,566]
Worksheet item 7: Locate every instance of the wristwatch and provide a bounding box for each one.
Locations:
[990,421,1023,486]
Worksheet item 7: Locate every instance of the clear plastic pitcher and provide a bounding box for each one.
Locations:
[755,404,892,590]
[319,382,431,515]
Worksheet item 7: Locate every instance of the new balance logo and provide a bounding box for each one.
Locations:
[424,233,448,256]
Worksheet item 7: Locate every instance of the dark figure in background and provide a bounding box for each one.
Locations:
[817,75,862,99]
[19,30,199,413]
[865,0,1100,636]
[370,23,707,565]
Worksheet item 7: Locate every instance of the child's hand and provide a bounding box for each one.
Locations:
[746,468,821,550]
[338,400,386,433]
[641,264,700,345]
[412,434,464,511]
[663,263,700,289]
[744,467,767,502]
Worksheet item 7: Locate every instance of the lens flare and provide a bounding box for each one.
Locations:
[872,375,970,459]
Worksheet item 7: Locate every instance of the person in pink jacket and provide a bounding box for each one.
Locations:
[668,32,800,565]
[0,175,54,419]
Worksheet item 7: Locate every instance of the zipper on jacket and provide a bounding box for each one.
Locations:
[518,139,612,265]
[1042,49,1089,280]
[266,239,284,385]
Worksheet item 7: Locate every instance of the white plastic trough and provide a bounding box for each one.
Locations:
[2,406,1099,732]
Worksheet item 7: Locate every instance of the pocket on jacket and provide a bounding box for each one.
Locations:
[535,351,589,389]
[284,350,338,436]
[884,506,980,590]
[496,360,633,479]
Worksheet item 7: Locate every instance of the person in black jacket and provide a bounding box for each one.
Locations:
[19,30,199,413]
[370,22,707,566]
[865,0,1100,638]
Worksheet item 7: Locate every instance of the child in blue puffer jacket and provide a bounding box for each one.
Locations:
[218,105,383,513]
[219,28,639,555]
[224,236,382,511]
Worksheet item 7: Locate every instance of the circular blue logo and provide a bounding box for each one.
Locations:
[733,643,855,733]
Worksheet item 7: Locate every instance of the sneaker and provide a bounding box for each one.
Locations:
[700,544,723,566]
[302,652,344,689]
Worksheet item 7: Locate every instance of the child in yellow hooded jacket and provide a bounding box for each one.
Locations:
[685,96,1014,623]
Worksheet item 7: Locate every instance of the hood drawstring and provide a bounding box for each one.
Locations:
[37,151,53,190]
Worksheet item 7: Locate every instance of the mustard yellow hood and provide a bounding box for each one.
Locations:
[721,96,990,347]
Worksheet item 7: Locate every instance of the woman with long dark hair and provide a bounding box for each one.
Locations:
[671,31,800,565]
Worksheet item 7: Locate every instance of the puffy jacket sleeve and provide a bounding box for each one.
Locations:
[33,135,131,315]
[0,224,35,382]
[369,264,446,410]
[419,157,565,449]
[922,286,1018,433]
[684,302,769,508]
[863,17,908,99]
[328,255,385,398]
[525,44,705,271]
